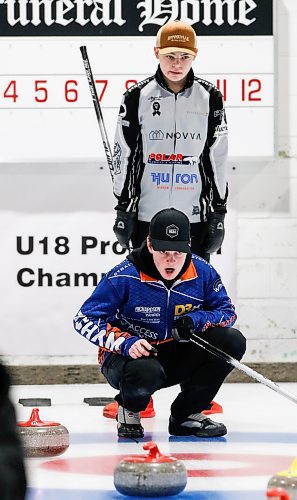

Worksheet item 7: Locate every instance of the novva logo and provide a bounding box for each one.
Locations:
[149,131,201,141]
[149,130,164,140]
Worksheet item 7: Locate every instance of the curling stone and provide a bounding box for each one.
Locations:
[17,408,69,457]
[266,488,290,499]
[114,441,187,497]
[267,458,297,499]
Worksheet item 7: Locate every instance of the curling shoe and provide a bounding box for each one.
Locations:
[169,412,227,438]
[117,405,144,439]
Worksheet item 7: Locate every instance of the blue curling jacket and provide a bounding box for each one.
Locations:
[73,254,237,369]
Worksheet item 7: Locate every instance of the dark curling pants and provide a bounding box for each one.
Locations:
[102,327,246,421]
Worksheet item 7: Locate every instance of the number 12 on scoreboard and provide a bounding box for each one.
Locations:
[216,78,262,103]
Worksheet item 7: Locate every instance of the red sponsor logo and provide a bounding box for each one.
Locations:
[149,153,183,162]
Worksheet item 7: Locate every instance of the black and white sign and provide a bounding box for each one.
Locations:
[0,0,273,37]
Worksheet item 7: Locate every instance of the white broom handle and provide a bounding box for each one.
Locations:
[190,333,297,405]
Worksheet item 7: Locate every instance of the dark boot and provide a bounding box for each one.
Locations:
[169,412,227,438]
[117,405,144,439]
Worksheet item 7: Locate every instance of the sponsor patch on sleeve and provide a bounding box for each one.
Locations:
[213,279,223,292]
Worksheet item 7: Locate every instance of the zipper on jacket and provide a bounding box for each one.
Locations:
[155,280,171,341]
[164,287,171,340]
[164,279,184,340]
[156,278,183,341]
[170,94,178,198]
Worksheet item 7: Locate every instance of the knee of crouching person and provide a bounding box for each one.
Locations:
[129,358,165,393]
[224,328,246,360]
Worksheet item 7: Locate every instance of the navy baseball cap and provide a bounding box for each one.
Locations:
[149,208,191,254]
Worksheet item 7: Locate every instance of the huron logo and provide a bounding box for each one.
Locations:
[151,172,198,185]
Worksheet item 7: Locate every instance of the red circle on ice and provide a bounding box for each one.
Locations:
[40,453,293,477]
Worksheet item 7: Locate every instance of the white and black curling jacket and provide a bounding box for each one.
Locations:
[112,66,228,223]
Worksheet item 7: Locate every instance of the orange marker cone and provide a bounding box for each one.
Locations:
[103,397,223,419]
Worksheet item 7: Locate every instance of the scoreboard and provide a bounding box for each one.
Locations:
[0,0,274,162]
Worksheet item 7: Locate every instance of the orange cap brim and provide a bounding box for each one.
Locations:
[158,46,196,56]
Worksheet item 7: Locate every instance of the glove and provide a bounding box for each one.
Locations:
[113,211,137,249]
[172,316,195,342]
[203,212,225,254]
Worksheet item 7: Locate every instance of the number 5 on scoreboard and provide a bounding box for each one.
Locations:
[35,80,48,102]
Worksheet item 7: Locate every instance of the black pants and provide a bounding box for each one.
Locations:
[0,363,27,500]
[102,327,246,421]
[131,220,210,262]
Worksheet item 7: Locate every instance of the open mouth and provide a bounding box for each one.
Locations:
[165,268,175,275]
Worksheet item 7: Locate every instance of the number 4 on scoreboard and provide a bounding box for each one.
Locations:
[4,80,18,102]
